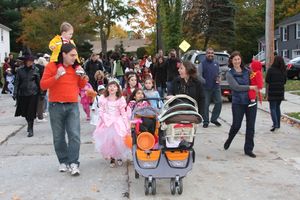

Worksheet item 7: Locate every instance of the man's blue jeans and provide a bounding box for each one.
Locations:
[49,102,81,165]
[228,103,257,153]
[269,100,282,128]
[203,88,222,124]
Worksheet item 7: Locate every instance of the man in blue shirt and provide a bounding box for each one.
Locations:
[198,48,222,128]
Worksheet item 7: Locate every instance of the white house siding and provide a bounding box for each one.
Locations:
[0,24,11,63]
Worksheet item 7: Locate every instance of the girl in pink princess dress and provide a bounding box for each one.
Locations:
[93,80,130,167]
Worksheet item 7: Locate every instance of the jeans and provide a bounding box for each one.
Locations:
[203,88,222,124]
[49,102,81,165]
[269,100,282,128]
[227,103,257,153]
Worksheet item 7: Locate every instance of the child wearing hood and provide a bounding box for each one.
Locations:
[248,60,264,107]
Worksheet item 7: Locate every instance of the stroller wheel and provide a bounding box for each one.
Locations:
[170,178,176,195]
[144,178,149,195]
[151,178,156,195]
[177,178,183,195]
[135,170,139,179]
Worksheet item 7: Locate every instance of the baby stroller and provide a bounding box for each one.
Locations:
[130,95,202,195]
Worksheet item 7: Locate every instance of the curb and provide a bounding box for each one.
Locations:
[257,107,300,127]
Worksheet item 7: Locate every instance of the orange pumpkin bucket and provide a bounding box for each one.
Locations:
[137,132,155,150]
[124,134,132,149]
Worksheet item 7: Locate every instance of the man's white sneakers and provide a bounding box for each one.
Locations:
[58,163,69,172]
[69,163,80,176]
[59,163,80,176]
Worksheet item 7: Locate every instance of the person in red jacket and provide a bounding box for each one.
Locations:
[248,59,264,107]
[40,43,88,176]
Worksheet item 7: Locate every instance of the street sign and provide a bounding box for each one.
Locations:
[179,40,191,52]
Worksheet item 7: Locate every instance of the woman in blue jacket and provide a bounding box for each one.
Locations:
[224,51,258,158]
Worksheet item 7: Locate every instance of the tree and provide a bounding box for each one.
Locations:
[0,0,44,52]
[89,0,137,54]
[233,0,265,63]
[136,47,147,59]
[109,25,128,39]
[160,0,183,52]
[275,0,300,23]
[18,0,95,53]
[127,0,157,36]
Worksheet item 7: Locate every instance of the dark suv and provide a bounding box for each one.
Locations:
[182,50,232,101]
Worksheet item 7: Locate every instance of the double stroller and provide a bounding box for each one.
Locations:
[130,95,202,195]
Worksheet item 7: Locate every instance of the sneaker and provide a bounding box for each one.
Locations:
[69,163,80,176]
[248,102,257,107]
[36,118,47,123]
[43,112,48,117]
[117,159,123,166]
[58,163,69,172]
[211,121,221,127]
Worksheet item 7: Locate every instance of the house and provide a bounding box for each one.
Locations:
[257,13,300,59]
[91,38,150,54]
[0,24,11,63]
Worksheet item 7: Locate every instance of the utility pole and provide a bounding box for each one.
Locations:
[156,0,163,53]
[265,0,275,69]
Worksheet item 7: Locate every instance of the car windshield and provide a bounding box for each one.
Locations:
[195,53,229,66]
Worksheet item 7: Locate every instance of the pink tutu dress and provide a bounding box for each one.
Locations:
[93,95,130,160]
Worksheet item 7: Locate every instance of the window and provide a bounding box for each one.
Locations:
[282,26,287,41]
[297,23,300,39]
[282,49,288,58]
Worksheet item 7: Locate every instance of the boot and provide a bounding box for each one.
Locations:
[27,120,34,137]
[224,135,235,150]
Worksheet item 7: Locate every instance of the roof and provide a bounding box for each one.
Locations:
[258,28,280,42]
[278,13,300,26]
[0,24,11,31]
[90,38,150,53]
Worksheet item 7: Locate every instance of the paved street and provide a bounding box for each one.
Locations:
[1,93,300,200]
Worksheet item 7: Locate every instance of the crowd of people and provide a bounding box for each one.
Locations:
[0,21,288,176]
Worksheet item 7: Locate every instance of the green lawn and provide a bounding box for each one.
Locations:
[285,80,300,91]
[287,112,300,120]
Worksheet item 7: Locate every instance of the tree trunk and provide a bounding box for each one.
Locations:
[100,29,107,54]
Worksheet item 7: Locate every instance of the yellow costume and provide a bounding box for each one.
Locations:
[49,35,80,63]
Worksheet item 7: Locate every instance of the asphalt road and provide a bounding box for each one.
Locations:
[0,94,300,200]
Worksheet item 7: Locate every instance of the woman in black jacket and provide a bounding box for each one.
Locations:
[14,55,40,137]
[168,61,204,115]
[265,55,287,132]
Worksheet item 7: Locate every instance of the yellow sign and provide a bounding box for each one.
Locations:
[179,40,191,52]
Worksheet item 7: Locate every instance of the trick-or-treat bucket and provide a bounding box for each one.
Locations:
[124,134,132,149]
[137,132,155,150]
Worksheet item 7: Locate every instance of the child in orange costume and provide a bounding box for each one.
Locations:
[248,60,264,107]
[49,22,84,75]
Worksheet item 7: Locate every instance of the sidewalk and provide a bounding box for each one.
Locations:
[258,90,300,124]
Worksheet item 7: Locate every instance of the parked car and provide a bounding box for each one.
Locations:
[286,57,300,79]
[182,50,232,101]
